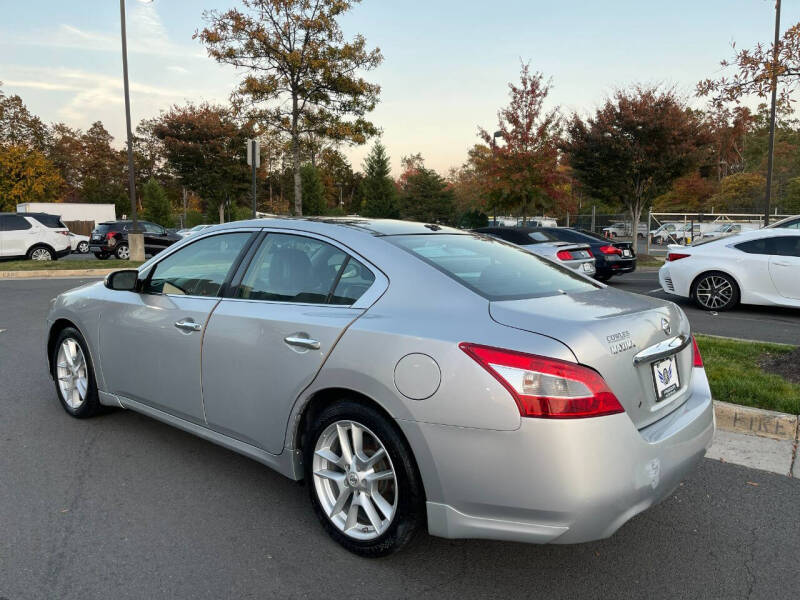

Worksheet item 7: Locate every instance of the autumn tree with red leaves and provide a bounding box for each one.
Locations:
[477,63,562,221]
[562,86,708,240]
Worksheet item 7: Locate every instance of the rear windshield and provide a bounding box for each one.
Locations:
[94,222,127,233]
[390,234,598,301]
[31,214,66,229]
[527,231,557,243]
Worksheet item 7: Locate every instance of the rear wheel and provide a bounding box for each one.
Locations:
[51,327,101,418]
[305,400,424,557]
[78,241,89,253]
[115,243,130,260]
[94,252,109,260]
[692,272,739,311]
[27,245,54,261]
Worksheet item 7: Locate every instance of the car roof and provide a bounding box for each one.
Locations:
[215,217,464,237]
[766,215,800,228]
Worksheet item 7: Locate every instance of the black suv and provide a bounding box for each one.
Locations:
[89,220,182,260]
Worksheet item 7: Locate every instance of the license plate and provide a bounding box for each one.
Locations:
[622,249,632,257]
[582,262,595,273]
[652,356,680,401]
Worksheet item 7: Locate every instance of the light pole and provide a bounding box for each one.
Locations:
[119,0,145,260]
[764,0,782,226]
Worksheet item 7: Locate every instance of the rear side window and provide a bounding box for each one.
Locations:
[30,214,66,229]
[736,238,774,255]
[1,215,32,231]
[237,233,349,303]
[330,258,376,305]
[391,234,598,301]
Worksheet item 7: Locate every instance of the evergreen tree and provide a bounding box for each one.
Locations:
[299,164,326,215]
[399,167,455,224]
[141,178,174,227]
[360,142,398,218]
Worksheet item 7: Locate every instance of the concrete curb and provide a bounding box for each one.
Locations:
[713,400,798,441]
[0,269,115,279]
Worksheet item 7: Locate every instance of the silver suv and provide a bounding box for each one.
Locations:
[0,212,71,260]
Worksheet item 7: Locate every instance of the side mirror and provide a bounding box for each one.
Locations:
[105,269,140,291]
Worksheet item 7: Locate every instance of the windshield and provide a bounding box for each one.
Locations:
[390,234,598,301]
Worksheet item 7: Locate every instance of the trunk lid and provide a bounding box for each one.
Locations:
[490,287,693,429]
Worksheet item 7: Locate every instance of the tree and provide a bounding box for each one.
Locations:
[562,86,708,240]
[152,103,253,223]
[653,173,717,212]
[477,63,562,220]
[709,173,766,212]
[0,85,49,151]
[197,0,383,216]
[0,145,63,211]
[697,22,800,107]
[141,178,174,227]
[298,164,326,215]
[784,176,800,213]
[398,161,455,224]
[47,123,84,202]
[360,142,397,218]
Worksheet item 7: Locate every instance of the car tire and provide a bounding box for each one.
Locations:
[94,252,109,260]
[51,327,101,418]
[304,400,424,557]
[115,244,130,260]
[691,271,740,311]
[78,241,89,254]
[27,245,54,261]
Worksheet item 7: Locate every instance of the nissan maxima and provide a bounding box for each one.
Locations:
[46,218,713,557]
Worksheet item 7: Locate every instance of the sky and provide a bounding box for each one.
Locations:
[2,0,799,176]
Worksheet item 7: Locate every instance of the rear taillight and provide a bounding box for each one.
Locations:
[692,336,703,368]
[459,343,625,419]
[556,250,573,261]
[599,245,622,256]
[667,252,690,262]
[56,230,69,236]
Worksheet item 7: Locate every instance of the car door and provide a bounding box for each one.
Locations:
[98,230,256,423]
[768,236,800,300]
[139,222,166,254]
[201,231,382,453]
[0,215,35,257]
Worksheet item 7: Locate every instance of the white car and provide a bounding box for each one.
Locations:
[649,223,682,244]
[0,212,72,261]
[658,228,800,310]
[767,215,800,230]
[603,222,648,239]
[700,223,758,239]
[178,224,213,238]
[68,232,90,254]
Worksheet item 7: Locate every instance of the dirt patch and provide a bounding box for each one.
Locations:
[760,347,800,385]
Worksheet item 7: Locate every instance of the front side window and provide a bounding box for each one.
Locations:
[145,232,252,297]
[391,234,598,301]
[237,233,351,303]
[772,236,800,257]
[0,215,32,231]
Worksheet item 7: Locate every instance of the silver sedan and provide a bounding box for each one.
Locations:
[46,218,713,557]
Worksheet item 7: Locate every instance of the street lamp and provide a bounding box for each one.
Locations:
[764,0,782,226]
[119,0,146,261]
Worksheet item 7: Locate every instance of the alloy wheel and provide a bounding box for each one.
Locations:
[312,420,398,541]
[31,248,52,261]
[56,338,88,409]
[79,241,89,253]
[696,275,733,309]
[117,245,130,260]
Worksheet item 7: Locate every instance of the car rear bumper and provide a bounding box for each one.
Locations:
[597,257,637,276]
[399,369,714,545]
[564,259,596,275]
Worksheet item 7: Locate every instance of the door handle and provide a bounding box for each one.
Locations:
[773,261,791,267]
[284,336,321,350]
[174,320,202,332]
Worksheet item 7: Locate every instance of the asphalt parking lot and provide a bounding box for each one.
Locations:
[2,278,799,600]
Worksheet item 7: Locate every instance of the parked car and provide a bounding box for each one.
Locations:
[474,226,596,276]
[699,222,758,240]
[649,222,682,244]
[68,232,90,254]
[766,215,800,230]
[0,212,71,261]
[532,227,636,282]
[178,224,214,238]
[46,218,712,556]
[602,222,648,239]
[89,220,182,260]
[659,228,800,310]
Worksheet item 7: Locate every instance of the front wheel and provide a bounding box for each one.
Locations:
[305,400,424,557]
[692,272,740,311]
[51,327,101,418]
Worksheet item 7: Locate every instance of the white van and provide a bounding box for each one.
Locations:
[0,213,72,260]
